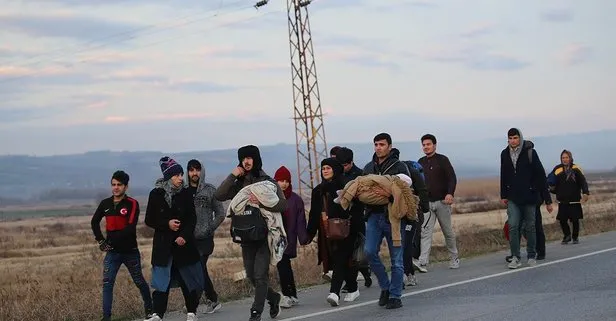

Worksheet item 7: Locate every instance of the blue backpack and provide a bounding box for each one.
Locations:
[403,160,425,182]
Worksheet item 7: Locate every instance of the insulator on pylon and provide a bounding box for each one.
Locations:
[299,0,312,7]
[254,0,269,8]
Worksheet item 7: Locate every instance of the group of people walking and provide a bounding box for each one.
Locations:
[90,128,590,321]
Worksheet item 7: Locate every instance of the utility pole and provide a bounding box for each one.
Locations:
[255,0,328,202]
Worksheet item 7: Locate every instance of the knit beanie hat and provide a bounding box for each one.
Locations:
[159,156,184,181]
[274,166,292,182]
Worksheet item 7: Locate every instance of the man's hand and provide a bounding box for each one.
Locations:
[546,204,554,213]
[582,194,589,203]
[372,186,391,198]
[248,193,259,205]
[444,194,454,205]
[500,199,508,206]
[232,166,246,177]
[98,239,113,252]
[168,219,181,231]
[175,237,186,246]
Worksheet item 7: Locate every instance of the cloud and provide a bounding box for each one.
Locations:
[459,22,497,38]
[0,103,76,123]
[373,0,439,12]
[411,43,530,71]
[541,8,573,23]
[97,69,242,93]
[557,43,592,66]
[0,13,140,42]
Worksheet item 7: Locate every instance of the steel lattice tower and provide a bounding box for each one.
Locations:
[286,0,327,201]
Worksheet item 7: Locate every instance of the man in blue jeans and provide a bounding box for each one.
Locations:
[91,170,153,321]
[362,133,412,309]
[500,128,553,269]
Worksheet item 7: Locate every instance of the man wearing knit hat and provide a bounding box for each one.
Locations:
[185,159,225,314]
[500,128,553,269]
[145,156,204,321]
[215,145,286,321]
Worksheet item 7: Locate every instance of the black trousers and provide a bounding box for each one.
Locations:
[560,219,580,239]
[276,254,297,298]
[242,241,278,314]
[403,220,419,275]
[198,237,219,303]
[152,266,200,317]
[330,238,357,296]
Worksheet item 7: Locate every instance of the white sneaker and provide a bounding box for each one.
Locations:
[145,314,162,321]
[528,258,537,267]
[508,256,522,269]
[449,257,460,269]
[290,296,299,305]
[417,264,428,273]
[344,290,360,302]
[186,313,196,321]
[202,300,222,314]
[280,295,294,308]
[405,274,418,286]
[322,271,333,282]
[326,293,339,306]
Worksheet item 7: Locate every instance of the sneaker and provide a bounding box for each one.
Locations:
[279,296,293,309]
[322,271,333,282]
[562,235,572,244]
[378,290,389,307]
[364,276,373,288]
[449,257,460,269]
[249,309,261,321]
[145,314,162,321]
[344,290,360,302]
[572,239,579,244]
[326,293,340,306]
[508,256,521,269]
[269,293,282,318]
[290,296,299,305]
[505,255,513,263]
[203,300,222,314]
[528,258,537,267]
[405,274,418,286]
[417,264,428,273]
[385,298,402,309]
[186,312,197,321]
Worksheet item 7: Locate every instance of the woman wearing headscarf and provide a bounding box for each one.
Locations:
[304,157,364,306]
[548,150,590,244]
[145,156,204,321]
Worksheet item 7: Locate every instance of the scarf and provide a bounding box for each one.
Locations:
[563,165,577,182]
[155,178,183,207]
[283,185,292,199]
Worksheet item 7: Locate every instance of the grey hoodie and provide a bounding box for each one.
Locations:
[185,164,225,240]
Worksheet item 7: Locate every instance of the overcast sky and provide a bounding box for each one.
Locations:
[0,0,613,156]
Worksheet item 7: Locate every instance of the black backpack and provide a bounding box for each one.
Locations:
[230,205,268,244]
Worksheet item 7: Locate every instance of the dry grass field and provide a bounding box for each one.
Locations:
[1,176,615,321]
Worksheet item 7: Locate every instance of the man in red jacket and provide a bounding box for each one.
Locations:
[91,170,153,321]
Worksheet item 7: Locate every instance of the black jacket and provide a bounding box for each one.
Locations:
[145,187,201,267]
[500,141,552,206]
[418,153,457,202]
[549,164,590,203]
[91,196,140,253]
[408,167,430,216]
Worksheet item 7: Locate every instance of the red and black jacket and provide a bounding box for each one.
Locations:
[91,196,140,253]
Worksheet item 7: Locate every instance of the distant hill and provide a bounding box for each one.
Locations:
[1,130,615,204]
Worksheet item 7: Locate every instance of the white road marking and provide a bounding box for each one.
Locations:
[279,246,616,321]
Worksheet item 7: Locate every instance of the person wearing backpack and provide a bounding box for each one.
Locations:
[500,128,553,269]
[417,134,460,272]
[214,145,286,321]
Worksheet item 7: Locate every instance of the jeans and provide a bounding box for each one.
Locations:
[418,201,458,265]
[242,241,279,314]
[197,237,219,302]
[364,213,405,299]
[102,250,152,318]
[152,266,200,317]
[276,254,297,298]
[507,201,536,259]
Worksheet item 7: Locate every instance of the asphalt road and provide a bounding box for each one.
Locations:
[152,231,616,321]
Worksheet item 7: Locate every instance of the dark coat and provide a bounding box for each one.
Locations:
[550,164,590,220]
[500,141,552,206]
[281,191,309,258]
[145,187,201,267]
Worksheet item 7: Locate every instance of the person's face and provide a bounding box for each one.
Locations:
[189,167,200,184]
[111,179,127,197]
[342,162,353,173]
[508,135,521,148]
[374,139,391,158]
[277,180,290,191]
[322,165,334,180]
[561,153,571,166]
[242,157,254,171]
[170,174,184,188]
[422,139,436,155]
